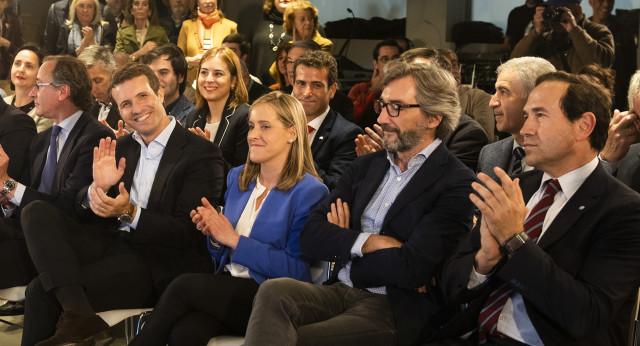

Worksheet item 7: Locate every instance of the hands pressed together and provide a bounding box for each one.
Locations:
[470,167,529,274]
[355,124,383,156]
[191,197,240,249]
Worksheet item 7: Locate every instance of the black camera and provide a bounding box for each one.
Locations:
[542,5,566,22]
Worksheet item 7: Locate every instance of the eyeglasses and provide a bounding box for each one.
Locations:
[34,83,60,90]
[374,99,420,117]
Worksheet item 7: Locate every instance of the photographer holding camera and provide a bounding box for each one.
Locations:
[511,0,614,74]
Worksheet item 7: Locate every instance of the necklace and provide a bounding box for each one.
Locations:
[268,22,285,51]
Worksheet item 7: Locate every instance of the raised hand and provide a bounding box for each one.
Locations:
[193,197,239,249]
[188,127,211,141]
[89,182,132,218]
[327,198,350,229]
[93,138,126,191]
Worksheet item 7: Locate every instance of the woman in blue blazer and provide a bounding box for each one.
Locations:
[130,91,329,345]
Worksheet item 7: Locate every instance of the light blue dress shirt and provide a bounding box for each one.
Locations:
[338,139,443,294]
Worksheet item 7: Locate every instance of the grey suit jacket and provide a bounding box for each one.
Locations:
[616,143,640,193]
[476,136,514,181]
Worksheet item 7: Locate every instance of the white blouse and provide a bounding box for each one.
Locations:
[226,178,269,278]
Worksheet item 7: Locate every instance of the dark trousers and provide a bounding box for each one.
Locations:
[244,278,397,346]
[130,272,259,346]
[0,217,37,289]
[20,200,157,346]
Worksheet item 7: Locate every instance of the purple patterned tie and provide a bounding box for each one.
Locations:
[38,125,61,194]
[477,179,561,342]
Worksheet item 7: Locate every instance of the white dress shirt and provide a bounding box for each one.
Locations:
[307,106,330,144]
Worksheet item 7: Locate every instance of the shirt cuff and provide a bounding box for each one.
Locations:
[1,204,15,217]
[351,233,372,258]
[10,183,26,207]
[468,265,492,289]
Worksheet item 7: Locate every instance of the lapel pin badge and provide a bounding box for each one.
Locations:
[319,136,324,140]
[578,206,585,211]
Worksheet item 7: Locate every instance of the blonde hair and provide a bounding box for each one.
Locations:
[283,0,318,36]
[195,47,249,109]
[67,0,103,28]
[239,91,320,191]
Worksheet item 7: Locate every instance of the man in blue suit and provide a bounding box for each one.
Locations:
[477,57,555,181]
[244,61,476,345]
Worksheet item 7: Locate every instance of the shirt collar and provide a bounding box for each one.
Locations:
[307,106,331,131]
[539,156,598,200]
[56,109,83,133]
[132,116,176,149]
[385,138,443,171]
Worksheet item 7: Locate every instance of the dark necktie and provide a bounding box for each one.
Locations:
[38,125,62,194]
[510,147,525,175]
[477,179,562,342]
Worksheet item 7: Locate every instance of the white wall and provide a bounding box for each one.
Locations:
[471,0,640,32]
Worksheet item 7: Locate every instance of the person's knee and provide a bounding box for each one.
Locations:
[255,278,300,304]
[21,200,57,232]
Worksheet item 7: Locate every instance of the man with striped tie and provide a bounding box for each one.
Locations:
[437,71,640,345]
[477,57,555,182]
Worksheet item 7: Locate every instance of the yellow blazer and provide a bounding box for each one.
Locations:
[177,17,238,84]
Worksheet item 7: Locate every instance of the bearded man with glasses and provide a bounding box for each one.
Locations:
[243,60,476,346]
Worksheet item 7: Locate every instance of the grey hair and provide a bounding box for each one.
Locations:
[77,45,117,72]
[628,70,640,111]
[496,57,556,98]
[66,0,103,28]
[381,60,460,139]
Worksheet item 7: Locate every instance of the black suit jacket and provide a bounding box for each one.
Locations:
[77,124,225,292]
[444,113,488,172]
[89,102,122,130]
[300,144,476,345]
[0,97,36,179]
[20,111,114,216]
[616,143,640,193]
[186,104,249,169]
[247,80,272,104]
[310,108,362,190]
[440,164,640,345]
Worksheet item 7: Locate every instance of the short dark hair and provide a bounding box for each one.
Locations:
[398,48,451,71]
[109,63,160,104]
[43,55,94,111]
[15,43,44,66]
[123,0,159,25]
[222,33,251,57]
[139,43,188,94]
[293,50,337,88]
[536,71,610,151]
[290,40,321,52]
[373,39,402,60]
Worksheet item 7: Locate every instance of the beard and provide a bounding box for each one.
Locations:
[380,122,429,154]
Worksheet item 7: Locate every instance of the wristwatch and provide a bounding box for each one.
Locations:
[1,179,16,196]
[501,231,530,255]
[117,204,135,224]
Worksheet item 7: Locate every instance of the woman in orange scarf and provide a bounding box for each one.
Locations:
[177,0,237,85]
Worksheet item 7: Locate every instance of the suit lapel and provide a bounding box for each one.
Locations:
[310,109,336,156]
[351,153,389,227]
[537,165,605,248]
[50,113,91,193]
[31,129,51,188]
[499,137,514,172]
[146,125,186,210]
[213,109,233,146]
[120,138,141,192]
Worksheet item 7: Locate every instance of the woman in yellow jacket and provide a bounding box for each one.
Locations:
[178,0,237,85]
[114,0,169,61]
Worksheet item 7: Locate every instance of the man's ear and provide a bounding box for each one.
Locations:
[178,74,184,84]
[576,111,596,143]
[57,84,71,102]
[328,83,337,99]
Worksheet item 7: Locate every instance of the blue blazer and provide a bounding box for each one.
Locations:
[208,166,329,284]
